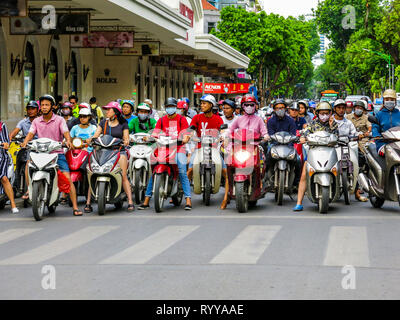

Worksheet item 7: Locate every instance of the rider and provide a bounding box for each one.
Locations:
[345,101,354,116]
[267,99,297,137]
[129,102,157,134]
[298,100,313,124]
[69,103,98,128]
[10,100,40,140]
[89,97,104,124]
[288,102,307,131]
[221,99,236,128]
[177,100,192,125]
[372,89,400,157]
[144,99,160,122]
[138,97,192,211]
[86,101,135,212]
[69,95,80,118]
[60,102,75,131]
[333,99,358,137]
[121,100,137,126]
[21,94,83,216]
[293,101,339,211]
[182,97,197,119]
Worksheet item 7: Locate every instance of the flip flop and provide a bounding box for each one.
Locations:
[73,209,83,216]
[21,192,29,200]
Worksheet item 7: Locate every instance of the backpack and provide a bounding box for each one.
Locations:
[91,105,100,123]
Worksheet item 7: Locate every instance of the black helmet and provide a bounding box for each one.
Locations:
[39,94,56,106]
[223,99,235,109]
[273,99,287,108]
[353,100,367,110]
[26,101,39,109]
[164,97,177,107]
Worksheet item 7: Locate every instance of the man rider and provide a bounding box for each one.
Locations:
[129,103,157,134]
[293,102,339,211]
[144,99,160,122]
[372,89,400,157]
[69,95,79,118]
[288,102,307,131]
[345,101,354,116]
[267,99,297,137]
[121,100,137,126]
[221,99,236,128]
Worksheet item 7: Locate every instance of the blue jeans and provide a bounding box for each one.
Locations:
[145,152,191,198]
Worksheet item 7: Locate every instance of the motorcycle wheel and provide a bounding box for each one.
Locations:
[48,204,57,214]
[275,170,285,206]
[97,181,107,216]
[134,168,145,205]
[172,184,183,207]
[154,173,166,213]
[318,185,329,214]
[235,181,248,213]
[0,199,6,210]
[341,169,350,205]
[203,169,211,206]
[114,199,123,210]
[369,191,385,208]
[32,181,46,221]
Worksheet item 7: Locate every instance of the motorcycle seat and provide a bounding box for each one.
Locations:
[368,143,386,169]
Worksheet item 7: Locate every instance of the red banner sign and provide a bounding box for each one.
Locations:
[180,2,194,27]
[194,82,251,94]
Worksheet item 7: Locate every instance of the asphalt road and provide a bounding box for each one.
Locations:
[0,191,400,300]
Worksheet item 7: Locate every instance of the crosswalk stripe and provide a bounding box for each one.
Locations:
[100,225,199,264]
[323,226,370,267]
[0,228,41,245]
[210,225,281,264]
[0,226,118,265]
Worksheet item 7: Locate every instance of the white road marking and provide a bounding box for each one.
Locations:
[0,226,118,265]
[323,226,370,267]
[0,228,41,245]
[210,225,281,264]
[100,225,199,264]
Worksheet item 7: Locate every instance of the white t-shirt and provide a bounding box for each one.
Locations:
[221,115,236,128]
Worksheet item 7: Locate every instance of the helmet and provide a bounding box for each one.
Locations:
[26,100,39,109]
[200,94,217,107]
[316,101,332,112]
[62,102,73,109]
[218,100,224,106]
[353,100,367,110]
[346,101,353,108]
[308,101,316,108]
[273,99,287,108]
[182,97,190,105]
[137,103,151,111]
[266,107,274,116]
[241,94,257,105]
[103,101,122,114]
[383,89,397,99]
[333,99,346,108]
[144,99,153,105]
[298,100,308,108]
[122,100,135,109]
[177,100,189,111]
[289,102,299,110]
[222,99,235,109]
[39,94,56,106]
[285,99,293,107]
[79,108,92,116]
[78,102,90,109]
[164,97,178,107]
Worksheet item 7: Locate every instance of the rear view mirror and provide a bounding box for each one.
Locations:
[220,124,228,130]
[368,115,379,125]
[189,125,196,131]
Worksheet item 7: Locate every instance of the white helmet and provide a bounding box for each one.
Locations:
[200,94,217,107]
[137,103,151,111]
[79,108,91,116]
[333,99,346,108]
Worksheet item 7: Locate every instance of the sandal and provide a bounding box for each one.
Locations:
[184,204,192,211]
[21,192,29,200]
[138,204,149,210]
[60,197,68,205]
[84,204,93,213]
[127,204,135,212]
[73,209,83,216]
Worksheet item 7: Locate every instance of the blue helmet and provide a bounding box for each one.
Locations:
[182,97,190,105]
[122,100,135,111]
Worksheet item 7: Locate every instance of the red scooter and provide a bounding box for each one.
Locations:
[226,129,266,213]
[65,137,89,204]
[150,133,183,212]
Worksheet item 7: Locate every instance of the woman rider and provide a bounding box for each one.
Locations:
[129,103,156,134]
[86,101,135,211]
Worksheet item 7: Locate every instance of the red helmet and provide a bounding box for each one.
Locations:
[346,101,353,108]
[241,94,257,105]
[177,100,189,111]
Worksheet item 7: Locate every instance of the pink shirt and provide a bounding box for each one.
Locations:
[229,114,267,137]
[29,114,68,153]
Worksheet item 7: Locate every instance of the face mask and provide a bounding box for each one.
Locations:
[166,107,176,115]
[319,114,330,123]
[384,101,396,111]
[61,109,71,116]
[275,109,286,118]
[354,109,363,116]
[138,113,149,121]
[243,105,256,115]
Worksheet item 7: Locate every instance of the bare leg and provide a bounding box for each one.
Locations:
[1,176,17,209]
[220,168,230,210]
[296,162,307,206]
[62,172,81,214]
[119,155,134,205]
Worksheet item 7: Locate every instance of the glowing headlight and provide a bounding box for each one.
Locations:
[235,150,251,163]
[72,138,83,148]
[271,149,280,159]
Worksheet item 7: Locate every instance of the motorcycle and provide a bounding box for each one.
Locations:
[336,135,359,205]
[269,131,299,205]
[26,138,61,221]
[191,127,223,206]
[359,117,400,208]
[150,133,183,213]
[11,131,29,207]
[65,137,90,205]
[226,129,266,213]
[305,131,340,214]
[128,132,154,204]
[87,135,126,215]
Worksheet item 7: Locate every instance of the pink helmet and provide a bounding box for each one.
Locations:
[218,100,224,106]
[103,101,122,114]
[177,100,189,111]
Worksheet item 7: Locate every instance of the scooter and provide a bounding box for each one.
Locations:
[128,133,154,204]
[358,117,400,208]
[87,135,126,215]
[305,131,340,214]
[191,127,223,206]
[269,131,299,205]
[150,133,183,213]
[226,129,266,213]
[26,138,61,221]
[11,131,29,207]
[65,137,90,204]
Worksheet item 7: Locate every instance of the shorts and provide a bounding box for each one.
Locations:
[57,154,70,172]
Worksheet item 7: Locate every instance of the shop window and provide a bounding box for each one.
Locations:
[24,42,35,105]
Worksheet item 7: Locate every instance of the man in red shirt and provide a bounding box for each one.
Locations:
[187,94,229,209]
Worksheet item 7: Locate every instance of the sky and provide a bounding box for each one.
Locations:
[260,0,320,18]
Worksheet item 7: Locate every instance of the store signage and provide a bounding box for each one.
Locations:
[10,13,89,35]
[0,0,27,17]
[194,83,251,94]
[71,32,134,48]
[90,26,136,32]
[105,41,160,56]
[96,69,118,84]
[179,2,194,27]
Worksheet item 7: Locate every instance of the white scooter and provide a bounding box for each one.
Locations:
[128,132,154,204]
[27,138,61,221]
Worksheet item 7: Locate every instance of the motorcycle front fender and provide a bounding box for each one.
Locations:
[313,173,332,187]
[234,174,249,183]
[277,160,287,171]
[32,171,50,185]
[134,159,148,171]
[153,164,171,176]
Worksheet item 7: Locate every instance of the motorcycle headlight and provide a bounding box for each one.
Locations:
[235,150,251,163]
[287,151,296,161]
[203,146,211,155]
[101,163,114,172]
[271,148,280,159]
[91,163,101,173]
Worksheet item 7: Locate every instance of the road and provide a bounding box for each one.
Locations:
[0,192,400,300]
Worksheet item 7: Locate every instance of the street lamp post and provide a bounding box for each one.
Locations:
[363,48,395,89]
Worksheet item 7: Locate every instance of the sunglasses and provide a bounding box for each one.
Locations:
[79,115,89,118]
[243,103,256,107]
